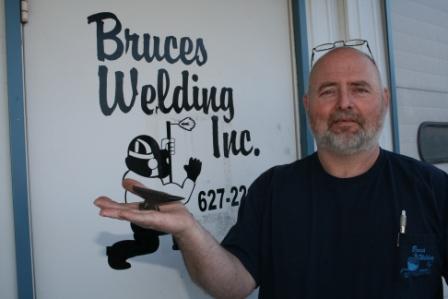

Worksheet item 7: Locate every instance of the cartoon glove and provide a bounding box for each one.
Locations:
[184,158,202,182]
[161,138,175,155]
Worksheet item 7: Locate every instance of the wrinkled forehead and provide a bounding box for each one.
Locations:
[308,47,381,91]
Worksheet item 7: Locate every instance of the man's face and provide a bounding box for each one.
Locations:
[305,48,389,155]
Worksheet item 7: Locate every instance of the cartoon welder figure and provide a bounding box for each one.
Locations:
[106,117,202,270]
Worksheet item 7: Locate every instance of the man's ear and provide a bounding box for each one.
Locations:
[383,87,390,109]
[304,94,310,112]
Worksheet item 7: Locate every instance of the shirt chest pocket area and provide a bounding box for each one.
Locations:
[396,233,443,298]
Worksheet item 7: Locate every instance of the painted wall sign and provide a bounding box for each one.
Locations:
[23,1,297,298]
[86,11,268,269]
[87,12,260,160]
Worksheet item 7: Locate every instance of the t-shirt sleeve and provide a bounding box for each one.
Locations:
[221,169,273,286]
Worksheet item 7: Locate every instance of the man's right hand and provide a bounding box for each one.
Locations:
[94,178,198,239]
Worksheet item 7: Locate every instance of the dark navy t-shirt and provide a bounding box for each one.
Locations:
[221,149,448,299]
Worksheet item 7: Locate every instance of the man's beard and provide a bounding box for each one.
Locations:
[311,106,386,155]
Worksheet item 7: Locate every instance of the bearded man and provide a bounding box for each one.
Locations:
[95,45,448,299]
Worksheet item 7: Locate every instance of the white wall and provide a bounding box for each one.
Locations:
[0,0,19,298]
[391,1,448,296]
[392,0,448,173]
[21,1,295,298]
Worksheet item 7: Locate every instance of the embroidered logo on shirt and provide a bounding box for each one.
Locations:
[400,245,434,278]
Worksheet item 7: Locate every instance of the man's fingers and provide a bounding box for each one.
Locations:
[94,196,119,208]
[94,196,139,210]
[106,207,176,232]
[96,199,192,235]
[120,209,157,226]
[99,207,127,219]
[122,178,147,196]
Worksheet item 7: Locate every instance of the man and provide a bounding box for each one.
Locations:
[95,46,448,298]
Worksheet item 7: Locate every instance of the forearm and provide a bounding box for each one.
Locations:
[175,221,255,299]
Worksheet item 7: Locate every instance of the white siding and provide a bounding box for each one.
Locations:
[392,0,448,174]
[0,0,19,298]
[392,0,448,295]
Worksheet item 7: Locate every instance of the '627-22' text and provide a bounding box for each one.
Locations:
[198,186,247,212]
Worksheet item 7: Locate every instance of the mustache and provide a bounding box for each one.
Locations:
[327,111,364,127]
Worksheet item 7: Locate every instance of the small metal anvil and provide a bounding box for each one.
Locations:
[132,186,184,211]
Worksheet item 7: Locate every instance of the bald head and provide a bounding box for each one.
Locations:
[304,46,390,156]
[307,47,382,95]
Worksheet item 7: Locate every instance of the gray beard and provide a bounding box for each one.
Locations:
[311,108,386,156]
[315,126,380,155]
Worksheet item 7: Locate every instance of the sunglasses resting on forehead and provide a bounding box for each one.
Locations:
[310,39,374,66]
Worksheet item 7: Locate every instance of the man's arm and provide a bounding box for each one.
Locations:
[175,215,256,299]
[94,179,256,299]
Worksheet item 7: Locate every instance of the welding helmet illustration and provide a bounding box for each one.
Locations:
[107,123,201,270]
[125,135,170,178]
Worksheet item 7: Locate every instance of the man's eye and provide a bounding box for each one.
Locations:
[320,89,335,96]
[353,87,369,94]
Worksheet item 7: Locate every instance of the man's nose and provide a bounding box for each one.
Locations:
[337,89,353,110]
